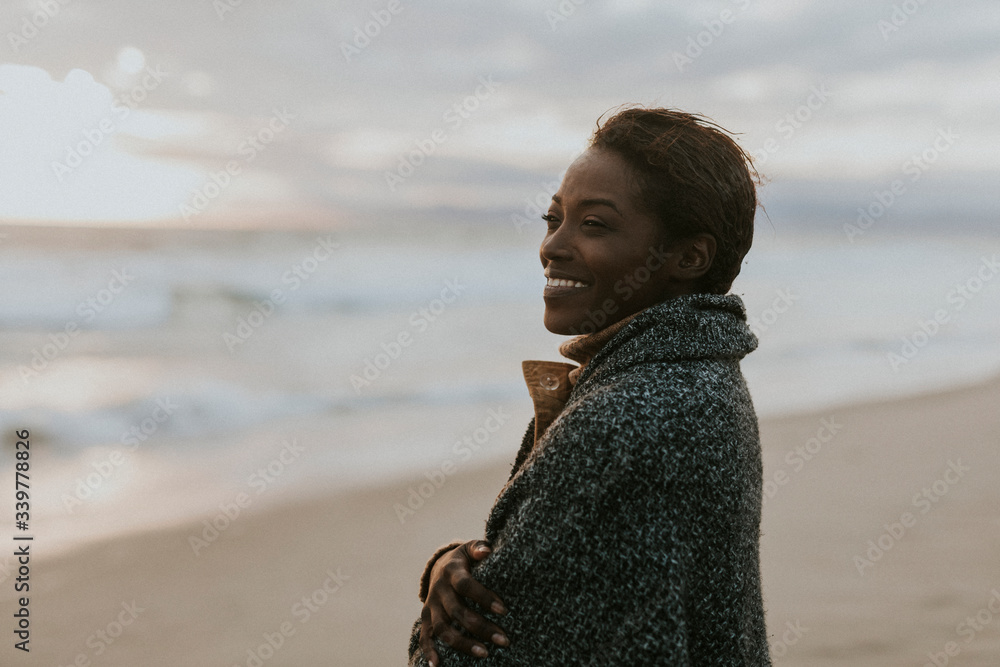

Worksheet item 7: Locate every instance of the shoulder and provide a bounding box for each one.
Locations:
[540,359,757,480]
[567,357,755,433]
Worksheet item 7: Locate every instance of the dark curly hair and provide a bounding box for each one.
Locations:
[590,106,760,294]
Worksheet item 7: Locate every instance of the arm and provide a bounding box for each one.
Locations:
[411,415,540,663]
[410,386,700,665]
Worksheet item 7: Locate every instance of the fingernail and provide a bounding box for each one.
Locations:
[491,601,506,614]
[492,632,509,647]
[472,645,488,658]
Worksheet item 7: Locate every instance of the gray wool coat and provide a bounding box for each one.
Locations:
[408,293,772,665]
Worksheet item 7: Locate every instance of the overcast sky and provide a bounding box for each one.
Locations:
[1,0,997,231]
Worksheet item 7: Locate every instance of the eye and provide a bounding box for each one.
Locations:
[541,214,560,228]
[581,218,606,229]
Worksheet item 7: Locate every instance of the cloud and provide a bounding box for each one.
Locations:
[2,0,998,228]
[0,64,206,222]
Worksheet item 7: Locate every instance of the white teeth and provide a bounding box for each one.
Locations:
[546,278,588,288]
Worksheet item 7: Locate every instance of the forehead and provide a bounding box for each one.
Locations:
[556,148,640,206]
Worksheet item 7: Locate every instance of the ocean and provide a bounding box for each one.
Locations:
[1,222,998,555]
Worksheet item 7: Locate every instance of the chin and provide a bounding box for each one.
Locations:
[542,312,567,335]
[543,322,573,335]
[543,309,589,336]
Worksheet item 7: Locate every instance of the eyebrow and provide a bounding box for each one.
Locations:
[551,194,623,216]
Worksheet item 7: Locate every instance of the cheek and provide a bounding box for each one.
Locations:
[588,244,652,289]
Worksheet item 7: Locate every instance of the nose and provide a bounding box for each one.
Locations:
[539,221,573,266]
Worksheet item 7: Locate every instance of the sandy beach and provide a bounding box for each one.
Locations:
[2,373,999,666]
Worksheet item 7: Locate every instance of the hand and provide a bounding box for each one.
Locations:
[419,540,509,666]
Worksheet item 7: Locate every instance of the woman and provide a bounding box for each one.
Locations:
[407,107,770,665]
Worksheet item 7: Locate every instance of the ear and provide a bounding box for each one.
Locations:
[672,233,716,282]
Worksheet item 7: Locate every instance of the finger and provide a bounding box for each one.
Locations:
[451,604,510,648]
[459,539,492,563]
[419,608,441,667]
[426,587,505,656]
[441,585,509,647]
[469,540,493,560]
[430,616,491,659]
[456,543,506,615]
[452,570,507,616]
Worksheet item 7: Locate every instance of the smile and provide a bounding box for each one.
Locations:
[546,278,589,288]
[543,276,591,299]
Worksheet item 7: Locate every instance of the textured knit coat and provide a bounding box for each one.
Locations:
[408,293,771,665]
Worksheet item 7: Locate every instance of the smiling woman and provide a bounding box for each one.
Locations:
[408,106,770,666]
[539,147,716,336]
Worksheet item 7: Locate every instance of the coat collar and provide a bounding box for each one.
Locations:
[519,293,755,449]
[571,292,757,391]
[521,310,643,447]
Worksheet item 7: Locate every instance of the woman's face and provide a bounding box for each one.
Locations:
[540,147,682,335]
